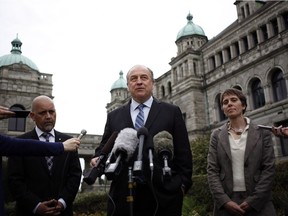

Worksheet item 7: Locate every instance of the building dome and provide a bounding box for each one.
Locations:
[176,12,206,40]
[0,36,39,71]
[111,71,127,90]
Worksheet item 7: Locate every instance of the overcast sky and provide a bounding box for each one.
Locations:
[0,0,237,135]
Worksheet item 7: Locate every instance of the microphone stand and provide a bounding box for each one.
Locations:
[127,166,134,216]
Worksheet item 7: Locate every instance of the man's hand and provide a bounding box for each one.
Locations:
[224,201,245,216]
[0,106,15,120]
[272,125,288,137]
[239,201,251,212]
[63,138,80,151]
[35,199,64,216]
[52,201,64,215]
[35,199,58,215]
[90,157,99,167]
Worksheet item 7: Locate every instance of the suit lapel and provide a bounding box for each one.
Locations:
[244,124,260,162]
[124,102,135,128]
[218,124,232,161]
[144,99,161,130]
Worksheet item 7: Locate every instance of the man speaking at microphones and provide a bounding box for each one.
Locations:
[90,65,192,216]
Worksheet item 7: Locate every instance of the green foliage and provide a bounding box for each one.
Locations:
[191,134,210,175]
[183,175,213,216]
[4,136,288,216]
[73,191,108,215]
[273,160,288,215]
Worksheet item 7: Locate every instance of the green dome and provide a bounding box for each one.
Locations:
[0,36,39,71]
[111,71,127,90]
[176,12,205,40]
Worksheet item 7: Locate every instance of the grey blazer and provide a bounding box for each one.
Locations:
[207,121,275,212]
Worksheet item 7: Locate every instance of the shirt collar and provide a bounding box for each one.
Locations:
[131,96,153,110]
[35,126,55,138]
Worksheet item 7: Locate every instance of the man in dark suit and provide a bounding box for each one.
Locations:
[90,65,192,216]
[0,106,80,216]
[8,96,82,216]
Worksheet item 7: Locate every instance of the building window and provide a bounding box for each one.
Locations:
[282,11,288,30]
[161,85,165,97]
[218,51,223,66]
[217,94,226,122]
[8,105,27,132]
[208,56,216,71]
[233,85,242,91]
[271,18,279,36]
[241,6,245,18]
[168,82,172,94]
[251,79,265,109]
[260,24,268,41]
[251,31,258,48]
[225,47,231,61]
[242,36,249,52]
[234,41,240,57]
[245,4,250,16]
[193,62,197,75]
[272,69,287,102]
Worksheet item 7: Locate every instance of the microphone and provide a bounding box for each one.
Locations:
[83,131,118,185]
[145,134,154,172]
[78,129,87,140]
[153,131,173,180]
[133,127,149,176]
[105,128,138,180]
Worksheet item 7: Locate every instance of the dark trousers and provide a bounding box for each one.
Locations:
[107,183,183,216]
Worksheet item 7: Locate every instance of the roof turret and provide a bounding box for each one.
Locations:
[176,12,206,40]
[111,71,127,90]
[0,35,39,71]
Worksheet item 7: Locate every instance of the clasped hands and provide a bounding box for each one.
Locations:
[224,201,251,216]
[36,199,64,215]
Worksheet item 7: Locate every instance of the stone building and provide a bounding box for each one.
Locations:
[0,0,288,188]
[108,1,288,158]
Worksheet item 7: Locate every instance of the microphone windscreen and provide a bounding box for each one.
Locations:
[112,128,138,161]
[153,130,174,159]
[101,131,118,154]
[81,129,87,136]
[137,127,149,138]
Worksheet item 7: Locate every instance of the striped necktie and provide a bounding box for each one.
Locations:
[42,132,53,174]
[135,104,145,129]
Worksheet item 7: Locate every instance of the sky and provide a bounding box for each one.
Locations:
[0,0,237,135]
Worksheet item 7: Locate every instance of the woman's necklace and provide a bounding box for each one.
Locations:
[230,127,244,135]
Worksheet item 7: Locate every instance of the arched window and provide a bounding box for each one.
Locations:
[8,105,27,132]
[233,85,242,91]
[161,85,165,97]
[251,79,265,109]
[272,69,287,102]
[168,82,172,94]
[216,94,226,122]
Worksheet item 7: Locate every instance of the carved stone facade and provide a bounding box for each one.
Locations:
[0,1,287,167]
[108,1,288,158]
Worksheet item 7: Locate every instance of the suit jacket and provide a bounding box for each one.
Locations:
[7,129,82,216]
[95,99,192,216]
[0,134,64,156]
[207,121,275,213]
[1,134,65,216]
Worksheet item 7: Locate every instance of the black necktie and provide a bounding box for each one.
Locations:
[42,132,53,173]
